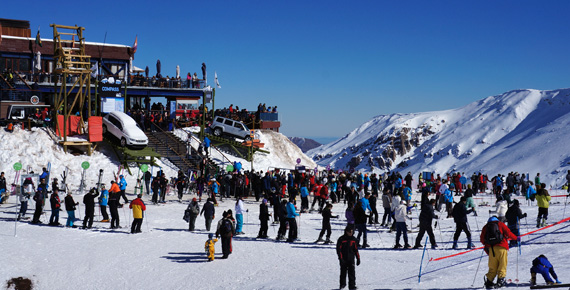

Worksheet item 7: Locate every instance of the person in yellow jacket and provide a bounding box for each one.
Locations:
[129,194,146,234]
[536,183,551,228]
[205,233,218,261]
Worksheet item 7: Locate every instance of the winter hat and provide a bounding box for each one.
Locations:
[208,233,214,239]
[488,216,499,223]
[262,199,268,204]
[192,197,197,202]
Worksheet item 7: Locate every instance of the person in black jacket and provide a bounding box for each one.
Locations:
[64,191,79,228]
[316,203,338,244]
[31,180,47,224]
[108,181,122,229]
[354,200,369,248]
[414,199,438,249]
[200,198,215,231]
[257,199,270,238]
[336,227,360,290]
[276,199,288,240]
[505,199,526,247]
[452,196,473,249]
[49,189,62,226]
[368,193,379,225]
[82,188,97,229]
[144,170,152,196]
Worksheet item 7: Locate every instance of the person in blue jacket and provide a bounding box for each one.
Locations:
[531,255,561,286]
[300,182,310,213]
[118,175,128,203]
[98,184,110,222]
[203,136,210,157]
[286,197,299,242]
[359,193,372,213]
[403,185,413,214]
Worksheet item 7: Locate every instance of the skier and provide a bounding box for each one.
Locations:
[480,216,518,289]
[144,170,152,196]
[151,172,160,204]
[200,197,216,231]
[82,187,97,229]
[300,181,309,213]
[530,255,561,286]
[315,203,338,244]
[505,199,526,247]
[276,199,288,240]
[19,177,34,221]
[31,183,47,224]
[235,196,246,235]
[64,191,79,228]
[451,196,474,249]
[216,210,236,259]
[336,226,360,290]
[118,175,129,203]
[393,200,412,249]
[345,201,355,230]
[286,197,299,242]
[380,189,392,227]
[108,181,122,229]
[98,184,110,222]
[49,189,62,226]
[414,199,438,249]
[204,233,218,262]
[129,194,146,234]
[464,184,477,216]
[257,199,270,239]
[536,183,551,227]
[354,200,369,248]
[187,197,200,231]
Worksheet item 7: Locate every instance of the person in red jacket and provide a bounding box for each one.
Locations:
[129,194,146,234]
[480,216,518,289]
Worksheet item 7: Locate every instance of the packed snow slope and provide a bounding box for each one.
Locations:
[309,88,570,187]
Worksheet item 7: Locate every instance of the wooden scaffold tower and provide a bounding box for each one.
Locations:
[50,24,93,154]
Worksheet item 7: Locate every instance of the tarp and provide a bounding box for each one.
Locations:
[56,115,82,137]
[88,116,103,142]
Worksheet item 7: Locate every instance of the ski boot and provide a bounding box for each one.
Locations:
[466,237,473,249]
[324,239,333,244]
[496,277,506,288]
[431,244,438,249]
[314,238,324,243]
[452,240,458,249]
[537,218,541,228]
[393,244,402,249]
[484,277,495,289]
[530,273,537,286]
[413,244,422,249]
[404,244,412,249]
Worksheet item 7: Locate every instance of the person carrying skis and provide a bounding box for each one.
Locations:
[204,233,218,262]
[505,199,526,247]
[64,191,79,228]
[316,203,338,244]
[257,199,270,239]
[536,183,551,227]
[530,255,561,286]
[452,196,474,249]
[49,189,62,226]
[414,198,438,249]
[82,187,97,229]
[98,184,110,222]
[129,194,146,234]
[216,210,236,259]
[187,197,200,231]
[480,216,518,289]
[336,226,360,290]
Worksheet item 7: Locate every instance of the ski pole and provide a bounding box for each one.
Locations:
[471,249,485,287]
[563,196,568,218]
[418,236,429,283]
[14,198,20,237]
[145,210,150,232]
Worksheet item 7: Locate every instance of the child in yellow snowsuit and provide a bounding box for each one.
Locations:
[205,233,218,261]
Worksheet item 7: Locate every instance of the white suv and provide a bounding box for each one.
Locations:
[102,111,148,149]
[210,116,251,140]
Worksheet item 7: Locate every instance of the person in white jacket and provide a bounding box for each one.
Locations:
[394,200,411,249]
[235,196,246,235]
[495,196,508,223]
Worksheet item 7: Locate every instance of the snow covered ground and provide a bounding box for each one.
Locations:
[1,188,569,290]
[1,127,569,290]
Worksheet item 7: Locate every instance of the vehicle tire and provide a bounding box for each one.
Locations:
[213,127,222,137]
[120,137,127,147]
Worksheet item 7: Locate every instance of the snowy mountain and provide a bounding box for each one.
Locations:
[308,88,570,187]
[288,136,322,153]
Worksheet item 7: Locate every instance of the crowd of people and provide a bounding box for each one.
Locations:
[5,165,570,290]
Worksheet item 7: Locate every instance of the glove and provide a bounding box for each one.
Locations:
[523,213,527,218]
[356,259,361,266]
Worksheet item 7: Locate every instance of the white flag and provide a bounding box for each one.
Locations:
[215,71,221,88]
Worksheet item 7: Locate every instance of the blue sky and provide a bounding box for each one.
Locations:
[6,1,570,140]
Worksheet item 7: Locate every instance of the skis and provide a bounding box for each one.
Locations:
[530,283,570,289]
[114,164,124,182]
[60,167,68,193]
[96,169,104,192]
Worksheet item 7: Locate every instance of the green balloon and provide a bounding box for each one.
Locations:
[81,161,90,170]
[13,162,22,171]
[141,164,149,172]
[226,165,234,172]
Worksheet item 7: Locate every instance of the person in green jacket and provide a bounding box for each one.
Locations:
[535,183,551,228]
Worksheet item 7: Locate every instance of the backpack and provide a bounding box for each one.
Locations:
[220,219,232,235]
[485,222,504,246]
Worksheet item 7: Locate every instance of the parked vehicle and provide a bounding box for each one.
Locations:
[209,116,252,140]
[102,111,148,149]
